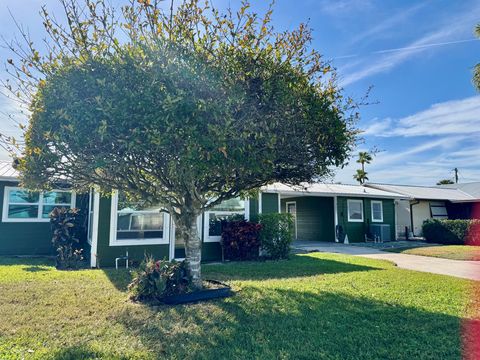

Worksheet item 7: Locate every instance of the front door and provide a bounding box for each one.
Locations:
[286,201,297,240]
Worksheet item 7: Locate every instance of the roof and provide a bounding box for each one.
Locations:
[437,182,480,200]
[365,183,477,202]
[0,160,19,181]
[262,182,406,199]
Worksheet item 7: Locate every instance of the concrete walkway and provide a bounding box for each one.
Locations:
[292,241,480,281]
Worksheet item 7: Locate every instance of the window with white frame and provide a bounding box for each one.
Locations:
[204,198,246,242]
[347,199,364,222]
[110,191,169,245]
[2,186,75,222]
[371,200,383,222]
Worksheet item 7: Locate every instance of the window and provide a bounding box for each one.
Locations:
[2,186,75,222]
[110,191,169,246]
[430,202,448,219]
[347,199,364,222]
[371,201,383,222]
[204,198,247,242]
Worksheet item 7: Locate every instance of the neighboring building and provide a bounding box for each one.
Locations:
[437,182,480,219]
[365,183,480,237]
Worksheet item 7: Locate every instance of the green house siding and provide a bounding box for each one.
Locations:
[0,181,89,256]
[337,197,395,243]
[262,193,279,214]
[281,196,335,242]
[95,196,222,267]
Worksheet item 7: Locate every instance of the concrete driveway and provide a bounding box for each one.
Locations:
[293,241,480,281]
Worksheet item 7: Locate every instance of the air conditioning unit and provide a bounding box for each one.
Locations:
[370,224,391,242]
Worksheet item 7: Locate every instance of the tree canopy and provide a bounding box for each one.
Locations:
[436,179,454,185]
[3,0,358,286]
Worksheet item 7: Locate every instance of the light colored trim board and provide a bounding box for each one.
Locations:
[371,200,384,222]
[2,186,76,223]
[90,190,100,268]
[333,196,339,242]
[258,192,263,214]
[285,201,297,240]
[109,190,169,246]
[347,199,364,223]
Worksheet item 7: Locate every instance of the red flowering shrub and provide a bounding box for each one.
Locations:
[221,220,262,261]
[128,256,191,302]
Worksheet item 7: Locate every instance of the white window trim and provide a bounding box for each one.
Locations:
[203,199,249,243]
[371,200,384,223]
[2,186,76,223]
[109,190,170,246]
[347,199,364,223]
[90,189,100,268]
[285,201,298,240]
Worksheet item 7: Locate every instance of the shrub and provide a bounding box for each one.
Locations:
[258,213,294,259]
[221,220,262,261]
[128,256,191,302]
[422,219,480,245]
[50,207,85,269]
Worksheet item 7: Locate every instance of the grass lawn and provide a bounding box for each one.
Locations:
[384,245,480,261]
[0,253,477,360]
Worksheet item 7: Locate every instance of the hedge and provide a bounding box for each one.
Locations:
[422,219,480,245]
[258,213,294,259]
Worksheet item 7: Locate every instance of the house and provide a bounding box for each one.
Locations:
[365,183,480,237]
[263,183,403,243]
[1,160,403,267]
[0,160,282,267]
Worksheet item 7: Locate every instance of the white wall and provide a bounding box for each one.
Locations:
[411,201,432,237]
[395,200,411,238]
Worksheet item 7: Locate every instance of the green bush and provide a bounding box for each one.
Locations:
[128,256,191,302]
[50,207,85,269]
[422,219,480,245]
[258,213,294,259]
[221,220,262,261]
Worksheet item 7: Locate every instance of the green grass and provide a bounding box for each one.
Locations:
[0,253,475,359]
[384,245,480,261]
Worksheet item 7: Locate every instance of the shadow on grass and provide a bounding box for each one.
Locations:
[114,287,461,360]
[0,256,55,267]
[203,254,384,281]
[22,266,51,273]
[51,345,132,360]
[101,268,133,291]
[101,254,383,290]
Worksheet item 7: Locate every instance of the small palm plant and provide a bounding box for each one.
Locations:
[353,169,369,185]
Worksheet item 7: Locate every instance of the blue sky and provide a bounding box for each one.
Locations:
[0,0,479,185]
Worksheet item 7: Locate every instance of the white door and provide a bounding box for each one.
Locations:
[286,201,297,240]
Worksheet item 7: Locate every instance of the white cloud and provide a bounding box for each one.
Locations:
[364,96,480,137]
[335,96,480,185]
[317,0,373,15]
[339,4,480,86]
[349,2,426,45]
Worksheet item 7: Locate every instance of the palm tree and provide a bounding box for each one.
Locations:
[353,169,369,185]
[436,179,454,185]
[356,151,373,172]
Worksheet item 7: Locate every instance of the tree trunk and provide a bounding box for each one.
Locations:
[175,210,203,289]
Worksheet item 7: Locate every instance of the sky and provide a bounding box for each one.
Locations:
[0,0,479,186]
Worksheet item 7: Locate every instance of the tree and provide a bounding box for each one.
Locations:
[436,179,454,185]
[474,24,480,90]
[2,0,357,288]
[356,151,372,172]
[353,169,369,185]
[353,151,372,184]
